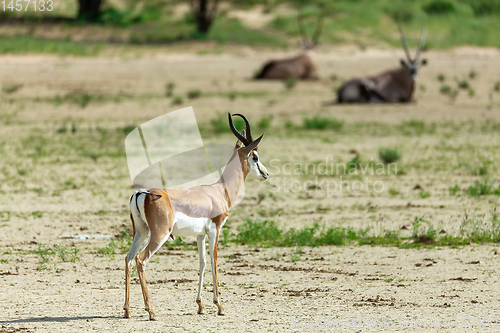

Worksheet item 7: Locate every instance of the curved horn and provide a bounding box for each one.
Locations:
[227,112,250,146]
[397,22,412,61]
[297,13,310,46]
[415,24,427,62]
[232,113,253,143]
[311,14,324,46]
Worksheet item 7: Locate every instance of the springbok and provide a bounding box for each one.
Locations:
[254,14,324,80]
[123,113,269,320]
[337,24,427,103]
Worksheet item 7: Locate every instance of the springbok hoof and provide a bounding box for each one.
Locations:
[197,300,205,314]
[214,301,226,316]
[123,309,131,318]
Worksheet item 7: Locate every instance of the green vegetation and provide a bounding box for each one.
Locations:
[1,0,500,56]
[2,83,22,94]
[302,116,344,131]
[0,35,102,56]
[378,147,401,164]
[187,89,202,99]
[283,76,297,90]
[33,243,80,270]
[224,213,500,248]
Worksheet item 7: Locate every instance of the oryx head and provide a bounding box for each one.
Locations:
[398,23,428,82]
[298,12,324,51]
[228,113,269,181]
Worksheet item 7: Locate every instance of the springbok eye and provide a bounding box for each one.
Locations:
[253,156,258,162]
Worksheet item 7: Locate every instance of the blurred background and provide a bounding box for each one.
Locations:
[0,0,499,54]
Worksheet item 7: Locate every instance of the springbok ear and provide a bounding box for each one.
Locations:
[421,58,428,66]
[400,59,407,67]
[235,130,246,148]
[243,133,265,155]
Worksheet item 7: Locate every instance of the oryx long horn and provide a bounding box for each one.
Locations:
[311,14,324,46]
[228,112,250,146]
[397,22,412,62]
[232,113,253,143]
[415,24,427,62]
[297,13,310,46]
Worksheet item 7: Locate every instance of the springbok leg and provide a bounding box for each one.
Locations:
[209,225,226,315]
[196,235,207,314]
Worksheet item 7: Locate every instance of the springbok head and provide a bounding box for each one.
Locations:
[298,13,324,51]
[228,113,269,181]
[398,23,428,82]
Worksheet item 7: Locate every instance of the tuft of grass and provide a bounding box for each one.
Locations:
[388,188,399,197]
[437,73,446,82]
[456,78,471,90]
[468,69,478,80]
[165,82,175,97]
[302,116,344,131]
[2,83,22,94]
[187,89,202,99]
[378,147,401,164]
[419,190,431,199]
[449,185,460,196]
[283,76,297,90]
[257,116,273,130]
[33,243,80,270]
[494,81,500,92]
[467,177,500,197]
[171,95,184,106]
[411,216,437,244]
[440,84,451,95]
[460,211,500,243]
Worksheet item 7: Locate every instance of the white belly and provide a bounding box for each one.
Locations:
[171,212,212,237]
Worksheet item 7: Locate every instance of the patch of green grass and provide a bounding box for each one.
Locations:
[31,211,43,218]
[187,89,202,99]
[437,73,446,82]
[494,81,500,92]
[411,216,437,244]
[33,243,80,270]
[388,188,399,196]
[440,84,452,95]
[419,190,431,199]
[2,83,22,94]
[0,211,11,222]
[460,211,500,243]
[283,76,297,90]
[456,78,471,90]
[378,147,401,164]
[165,82,175,97]
[170,95,184,106]
[467,177,500,196]
[0,35,102,56]
[302,116,344,131]
[449,185,460,196]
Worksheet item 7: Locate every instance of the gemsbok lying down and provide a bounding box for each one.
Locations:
[337,24,427,103]
[254,14,324,80]
[124,113,269,320]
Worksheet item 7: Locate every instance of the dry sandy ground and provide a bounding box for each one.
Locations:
[1,47,500,332]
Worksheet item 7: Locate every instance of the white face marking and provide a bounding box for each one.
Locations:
[247,151,269,181]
